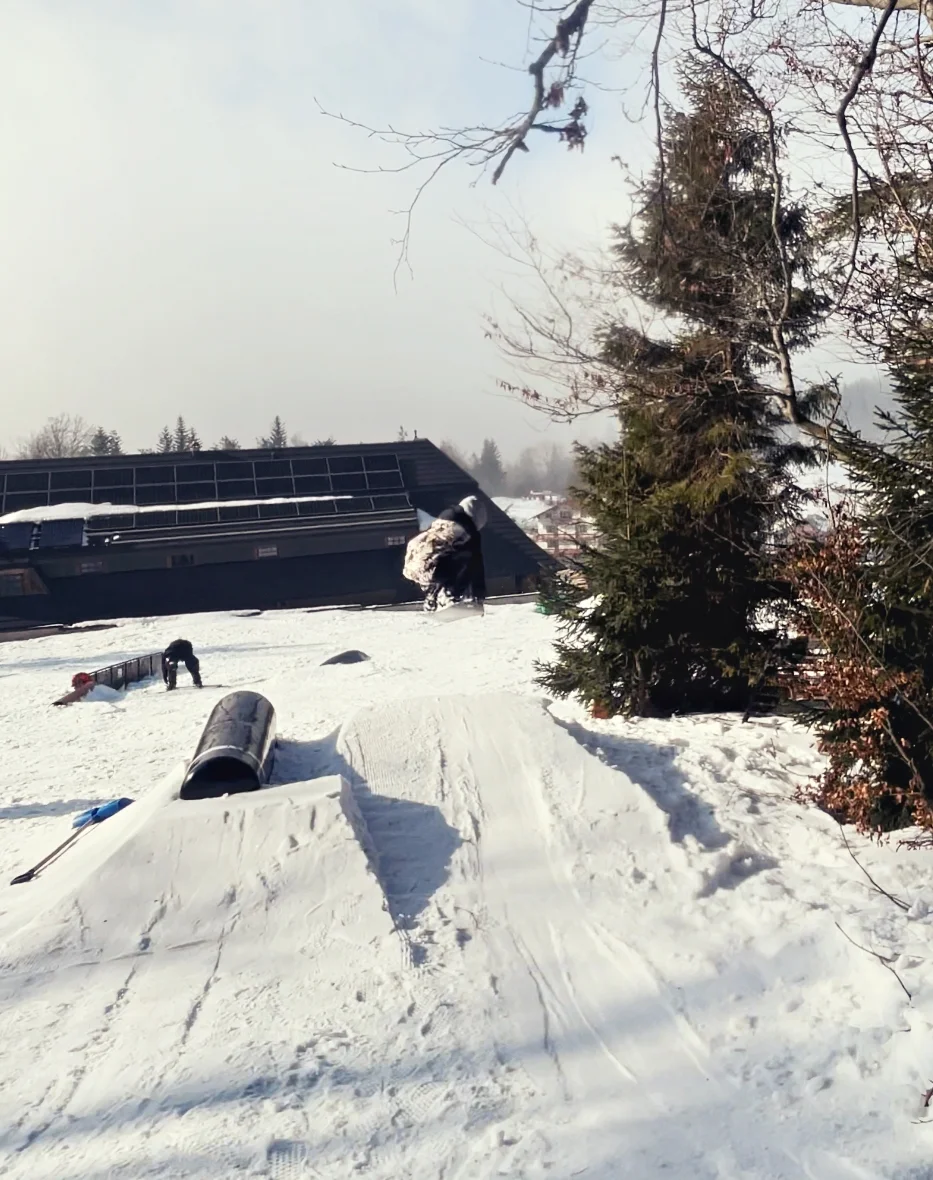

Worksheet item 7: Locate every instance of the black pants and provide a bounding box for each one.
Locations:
[163,654,202,689]
[425,548,481,611]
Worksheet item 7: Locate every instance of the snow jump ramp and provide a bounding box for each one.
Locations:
[0,776,396,1177]
[180,690,277,799]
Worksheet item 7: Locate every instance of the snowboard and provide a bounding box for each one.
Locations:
[432,600,485,623]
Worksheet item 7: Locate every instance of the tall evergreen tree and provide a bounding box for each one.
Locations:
[473,438,507,495]
[537,59,827,717]
[258,417,289,448]
[175,417,202,451]
[89,427,122,456]
[157,426,174,454]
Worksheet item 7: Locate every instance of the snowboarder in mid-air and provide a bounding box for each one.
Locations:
[162,638,203,690]
[403,494,487,614]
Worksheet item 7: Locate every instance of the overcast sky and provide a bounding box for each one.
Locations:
[1,1,889,460]
[1,0,645,459]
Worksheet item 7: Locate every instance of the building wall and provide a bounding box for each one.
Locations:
[495,493,597,563]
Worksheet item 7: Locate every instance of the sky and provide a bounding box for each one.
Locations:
[1,1,889,460]
[1,0,642,460]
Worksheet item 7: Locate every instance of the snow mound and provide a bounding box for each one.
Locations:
[0,777,396,1178]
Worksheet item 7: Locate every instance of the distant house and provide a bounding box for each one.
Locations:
[493,492,597,564]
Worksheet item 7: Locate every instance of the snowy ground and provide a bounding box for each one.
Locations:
[2,603,933,1178]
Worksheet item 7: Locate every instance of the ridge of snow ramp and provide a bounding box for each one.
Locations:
[332,693,889,1180]
[0,777,396,1180]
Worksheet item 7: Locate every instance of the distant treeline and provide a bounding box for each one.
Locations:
[5,415,579,498]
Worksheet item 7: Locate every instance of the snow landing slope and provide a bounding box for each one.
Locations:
[3,604,933,1178]
[0,776,396,1180]
[333,693,886,1180]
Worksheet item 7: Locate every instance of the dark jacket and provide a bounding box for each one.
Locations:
[430,505,487,603]
[163,639,195,663]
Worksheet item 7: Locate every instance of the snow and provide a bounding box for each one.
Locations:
[0,494,354,526]
[2,603,933,1178]
[492,496,554,526]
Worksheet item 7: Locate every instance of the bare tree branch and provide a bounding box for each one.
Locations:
[835,0,903,301]
[828,0,933,27]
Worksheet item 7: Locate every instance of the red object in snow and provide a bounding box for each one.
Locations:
[71,672,94,689]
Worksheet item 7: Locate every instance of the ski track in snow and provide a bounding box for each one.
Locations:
[1,604,933,1176]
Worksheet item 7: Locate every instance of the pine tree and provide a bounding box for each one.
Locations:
[89,427,122,456]
[258,417,289,448]
[217,435,241,450]
[537,58,826,717]
[473,438,507,495]
[157,426,174,453]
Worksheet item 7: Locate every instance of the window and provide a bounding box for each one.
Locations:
[385,534,407,546]
[255,544,278,558]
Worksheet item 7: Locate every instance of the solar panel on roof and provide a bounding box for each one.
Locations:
[37,519,86,549]
[367,470,403,489]
[50,470,93,491]
[363,453,400,472]
[328,456,364,474]
[332,473,368,493]
[0,522,36,552]
[94,468,134,488]
[2,492,48,513]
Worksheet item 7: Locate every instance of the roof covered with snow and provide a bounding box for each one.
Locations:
[492,496,555,525]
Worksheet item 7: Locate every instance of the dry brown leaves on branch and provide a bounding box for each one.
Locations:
[781,515,933,836]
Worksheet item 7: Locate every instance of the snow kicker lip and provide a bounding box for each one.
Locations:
[180,691,277,800]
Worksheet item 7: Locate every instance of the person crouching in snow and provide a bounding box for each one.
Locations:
[162,638,203,690]
[403,494,487,612]
[52,672,96,707]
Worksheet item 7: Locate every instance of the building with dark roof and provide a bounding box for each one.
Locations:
[0,440,551,627]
